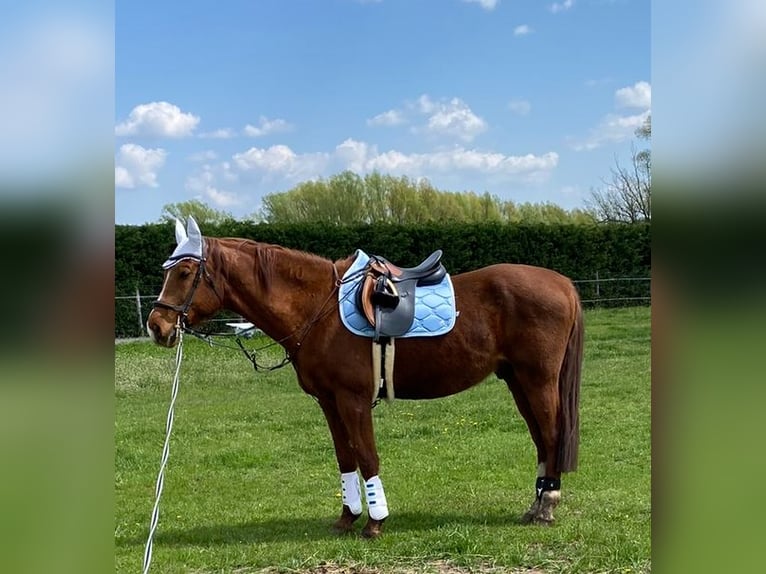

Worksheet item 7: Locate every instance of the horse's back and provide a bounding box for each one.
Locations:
[453,263,578,313]
[450,263,579,360]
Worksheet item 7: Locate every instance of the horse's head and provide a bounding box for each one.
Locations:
[146,217,221,347]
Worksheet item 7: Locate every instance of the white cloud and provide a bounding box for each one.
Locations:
[228,138,557,187]
[415,94,437,114]
[115,101,199,138]
[114,166,132,189]
[550,0,575,14]
[335,139,373,172]
[191,138,559,213]
[508,99,532,115]
[185,167,240,208]
[333,138,557,178]
[367,109,406,127]
[114,143,167,188]
[221,161,238,183]
[372,94,488,142]
[233,144,330,180]
[234,145,293,171]
[462,0,499,10]
[513,24,533,36]
[199,128,237,139]
[367,147,558,176]
[573,81,651,151]
[573,109,650,151]
[615,81,651,109]
[419,97,488,142]
[204,187,240,208]
[243,116,292,137]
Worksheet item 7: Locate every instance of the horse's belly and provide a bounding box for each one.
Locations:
[391,355,497,400]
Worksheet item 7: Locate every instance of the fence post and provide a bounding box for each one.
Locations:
[595,270,600,300]
[136,286,144,335]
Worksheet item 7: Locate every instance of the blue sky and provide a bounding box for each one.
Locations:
[115,0,650,224]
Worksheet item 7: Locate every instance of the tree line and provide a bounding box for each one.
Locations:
[258,172,597,225]
[160,175,597,227]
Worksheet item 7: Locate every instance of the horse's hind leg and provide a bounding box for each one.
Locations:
[501,371,545,523]
[502,364,562,525]
[318,396,362,534]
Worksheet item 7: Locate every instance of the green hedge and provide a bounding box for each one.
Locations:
[116,222,650,337]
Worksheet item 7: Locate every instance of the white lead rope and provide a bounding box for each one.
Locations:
[142,326,184,574]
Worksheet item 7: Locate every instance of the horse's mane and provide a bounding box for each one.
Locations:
[206,237,332,289]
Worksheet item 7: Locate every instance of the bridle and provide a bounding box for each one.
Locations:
[152,253,217,324]
[150,244,350,373]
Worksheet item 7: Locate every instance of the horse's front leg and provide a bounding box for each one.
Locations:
[318,396,362,534]
[335,390,388,539]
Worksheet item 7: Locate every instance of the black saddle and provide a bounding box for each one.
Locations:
[357,250,447,341]
[372,250,445,284]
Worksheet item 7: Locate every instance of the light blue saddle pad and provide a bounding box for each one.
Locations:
[338,249,457,338]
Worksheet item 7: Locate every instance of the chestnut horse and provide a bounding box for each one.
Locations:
[147,223,583,538]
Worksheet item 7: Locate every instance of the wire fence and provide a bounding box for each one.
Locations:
[115,275,650,339]
[573,275,651,305]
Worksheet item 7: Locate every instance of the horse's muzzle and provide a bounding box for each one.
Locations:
[147,311,179,347]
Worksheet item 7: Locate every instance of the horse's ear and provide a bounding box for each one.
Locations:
[186,216,202,241]
[162,215,203,268]
[174,218,187,245]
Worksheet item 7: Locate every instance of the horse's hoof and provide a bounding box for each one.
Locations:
[361,518,386,539]
[520,511,536,525]
[521,491,559,525]
[521,504,555,526]
[331,521,356,535]
[521,499,541,524]
[521,510,555,526]
[331,505,361,534]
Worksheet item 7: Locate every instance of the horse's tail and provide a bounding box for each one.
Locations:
[557,289,584,473]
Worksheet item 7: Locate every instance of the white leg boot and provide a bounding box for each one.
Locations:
[341,471,362,515]
[364,475,389,520]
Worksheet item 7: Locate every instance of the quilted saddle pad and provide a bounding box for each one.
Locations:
[338,249,457,338]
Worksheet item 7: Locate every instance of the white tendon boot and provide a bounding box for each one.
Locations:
[364,475,389,520]
[341,471,362,515]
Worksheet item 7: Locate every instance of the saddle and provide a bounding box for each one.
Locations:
[357,250,446,341]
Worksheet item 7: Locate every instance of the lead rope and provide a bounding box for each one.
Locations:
[141,320,184,574]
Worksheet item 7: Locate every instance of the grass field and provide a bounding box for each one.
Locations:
[115,306,651,574]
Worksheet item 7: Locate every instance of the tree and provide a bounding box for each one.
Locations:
[260,170,594,225]
[588,115,651,223]
[636,114,651,140]
[159,199,233,225]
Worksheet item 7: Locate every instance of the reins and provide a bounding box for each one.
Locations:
[168,258,368,373]
[141,318,184,574]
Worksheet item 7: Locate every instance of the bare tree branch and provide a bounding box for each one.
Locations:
[587,119,651,223]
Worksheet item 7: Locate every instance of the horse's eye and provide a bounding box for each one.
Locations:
[179,269,191,279]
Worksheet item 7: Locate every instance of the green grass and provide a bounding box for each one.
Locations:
[115,307,650,573]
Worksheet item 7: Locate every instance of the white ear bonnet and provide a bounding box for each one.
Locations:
[163,216,204,269]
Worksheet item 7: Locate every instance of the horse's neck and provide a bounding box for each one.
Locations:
[219,242,335,350]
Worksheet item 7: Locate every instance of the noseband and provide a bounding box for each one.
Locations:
[152,255,215,322]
